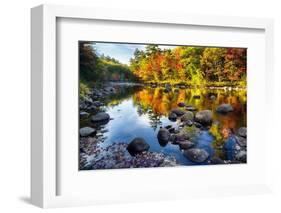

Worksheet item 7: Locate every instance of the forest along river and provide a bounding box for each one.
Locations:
[79,83,247,169]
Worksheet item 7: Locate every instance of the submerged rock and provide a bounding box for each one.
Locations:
[171,108,185,116]
[79,127,96,137]
[168,112,177,121]
[157,128,171,143]
[181,111,194,122]
[216,104,234,114]
[91,112,110,123]
[178,140,195,150]
[127,137,150,156]
[183,148,209,163]
[194,110,213,127]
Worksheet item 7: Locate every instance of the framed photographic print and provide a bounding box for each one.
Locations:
[31,4,274,208]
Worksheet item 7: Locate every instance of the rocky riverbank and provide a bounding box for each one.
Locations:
[79,83,179,170]
[154,101,247,165]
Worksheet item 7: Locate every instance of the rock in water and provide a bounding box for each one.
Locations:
[165,125,172,129]
[178,141,195,150]
[127,137,150,156]
[237,127,247,138]
[181,111,194,122]
[168,112,177,121]
[178,102,185,107]
[91,112,110,122]
[171,108,185,116]
[183,148,209,163]
[194,110,213,126]
[157,128,171,143]
[79,127,96,137]
[216,104,234,114]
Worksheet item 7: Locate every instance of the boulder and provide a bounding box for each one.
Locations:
[157,128,171,143]
[183,148,209,163]
[237,127,247,138]
[194,110,213,126]
[171,108,185,116]
[79,127,96,137]
[180,111,194,122]
[91,112,110,123]
[178,102,185,107]
[168,112,177,121]
[127,137,150,156]
[216,104,234,114]
[80,111,89,119]
[178,141,195,150]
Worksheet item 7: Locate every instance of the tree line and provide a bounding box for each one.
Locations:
[130,45,246,86]
[79,41,137,83]
[79,42,246,87]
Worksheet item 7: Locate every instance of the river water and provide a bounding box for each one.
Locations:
[81,85,247,166]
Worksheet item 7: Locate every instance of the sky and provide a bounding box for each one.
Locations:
[93,42,177,65]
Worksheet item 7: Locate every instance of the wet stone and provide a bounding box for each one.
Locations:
[79,127,96,137]
[183,148,209,163]
[216,104,234,114]
[127,137,150,156]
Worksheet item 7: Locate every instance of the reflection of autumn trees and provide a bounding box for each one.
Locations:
[132,87,246,131]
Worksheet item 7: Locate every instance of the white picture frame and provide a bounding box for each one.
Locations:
[31,4,274,208]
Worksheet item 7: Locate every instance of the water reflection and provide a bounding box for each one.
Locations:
[82,85,246,165]
[132,87,246,131]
